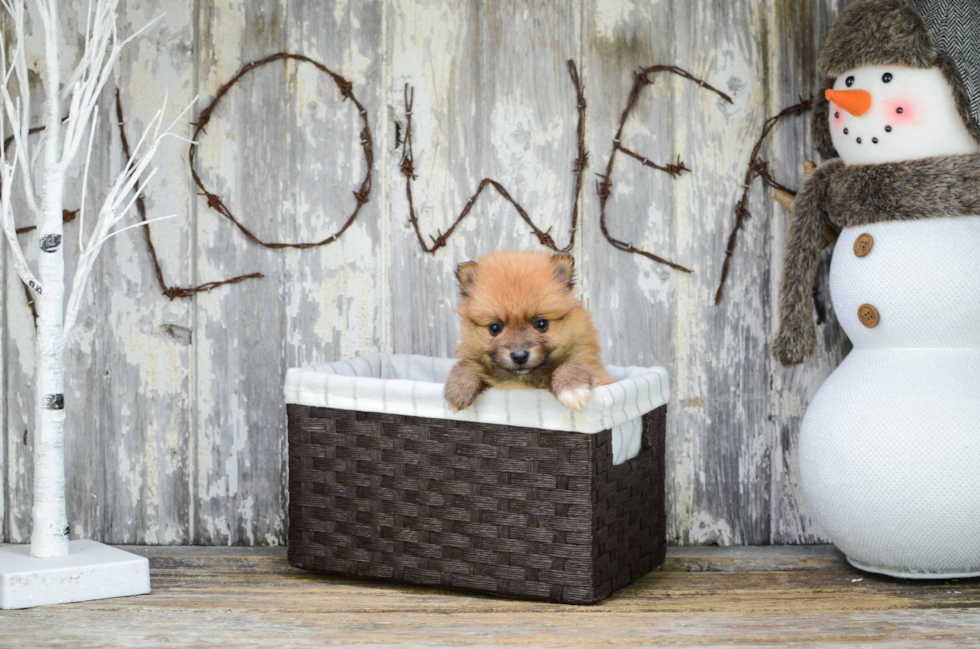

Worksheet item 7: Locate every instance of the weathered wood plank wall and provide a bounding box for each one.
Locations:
[2,0,850,545]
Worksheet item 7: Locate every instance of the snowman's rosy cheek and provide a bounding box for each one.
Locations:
[885,100,914,123]
[832,109,845,129]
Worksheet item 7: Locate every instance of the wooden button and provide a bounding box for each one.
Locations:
[858,303,880,328]
[853,233,874,257]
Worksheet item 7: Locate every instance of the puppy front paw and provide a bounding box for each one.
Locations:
[444,361,485,412]
[445,388,478,413]
[555,385,592,411]
[550,362,595,411]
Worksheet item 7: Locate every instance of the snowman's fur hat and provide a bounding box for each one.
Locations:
[814,0,980,159]
[818,0,934,75]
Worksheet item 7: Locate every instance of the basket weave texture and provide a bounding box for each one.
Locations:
[287,404,666,604]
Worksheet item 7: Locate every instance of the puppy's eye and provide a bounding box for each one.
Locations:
[488,322,502,336]
[845,75,855,87]
[533,318,549,332]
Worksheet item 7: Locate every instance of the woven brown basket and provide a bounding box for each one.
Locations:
[287,403,666,604]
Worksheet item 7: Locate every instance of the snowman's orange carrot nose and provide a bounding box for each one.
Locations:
[825,88,872,116]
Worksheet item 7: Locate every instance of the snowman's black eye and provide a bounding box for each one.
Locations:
[882,72,893,83]
[489,322,502,336]
[845,76,855,87]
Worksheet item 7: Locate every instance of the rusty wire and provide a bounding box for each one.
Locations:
[115,90,263,299]
[189,52,373,250]
[597,65,733,274]
[5,50,815,326]
[713,98,813,305]
[9,52,373,322]
[400,60,587,254]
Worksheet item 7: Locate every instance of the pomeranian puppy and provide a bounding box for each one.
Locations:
[444,250,612,412]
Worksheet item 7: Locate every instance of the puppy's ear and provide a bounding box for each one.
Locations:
[551,253,575,291]
[456,261,478,297]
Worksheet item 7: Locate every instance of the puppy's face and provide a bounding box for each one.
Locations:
[455,251,580,378]
[475,313,554,375]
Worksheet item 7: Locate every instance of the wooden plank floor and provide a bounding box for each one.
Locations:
[2,546,979,647]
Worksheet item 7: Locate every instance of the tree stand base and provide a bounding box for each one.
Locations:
[0,540,150,609]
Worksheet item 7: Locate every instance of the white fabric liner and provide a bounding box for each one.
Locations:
[284,354,670,465]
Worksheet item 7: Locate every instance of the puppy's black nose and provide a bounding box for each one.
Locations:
[510,350,530,365]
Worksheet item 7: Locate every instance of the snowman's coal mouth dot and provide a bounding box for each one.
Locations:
[843,128,849,135]
[856,137,862,144]
[885,125,892,132]
[872,137,879,144]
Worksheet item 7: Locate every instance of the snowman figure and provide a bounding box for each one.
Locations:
[774,0,980,577]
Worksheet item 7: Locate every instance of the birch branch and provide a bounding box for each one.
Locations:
[0,0,43,220]
[60,2,164,165]
[78,114,98,252]
[0,156,43,295]
[0,2,42,295]
[63,97,196,338]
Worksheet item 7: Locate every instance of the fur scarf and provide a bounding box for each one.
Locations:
[772,154,980,366]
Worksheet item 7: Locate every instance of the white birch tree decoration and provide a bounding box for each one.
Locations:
[0,0,193,609]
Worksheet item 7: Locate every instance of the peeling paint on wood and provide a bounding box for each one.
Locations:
[3,0,850,546]
[768,0,851,545]
[385,0,581,361]
[1,183,5,541]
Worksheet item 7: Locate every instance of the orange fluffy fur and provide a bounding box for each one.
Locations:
[443,250,612,412]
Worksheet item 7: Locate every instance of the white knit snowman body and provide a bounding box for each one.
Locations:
[799,63,980,577]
